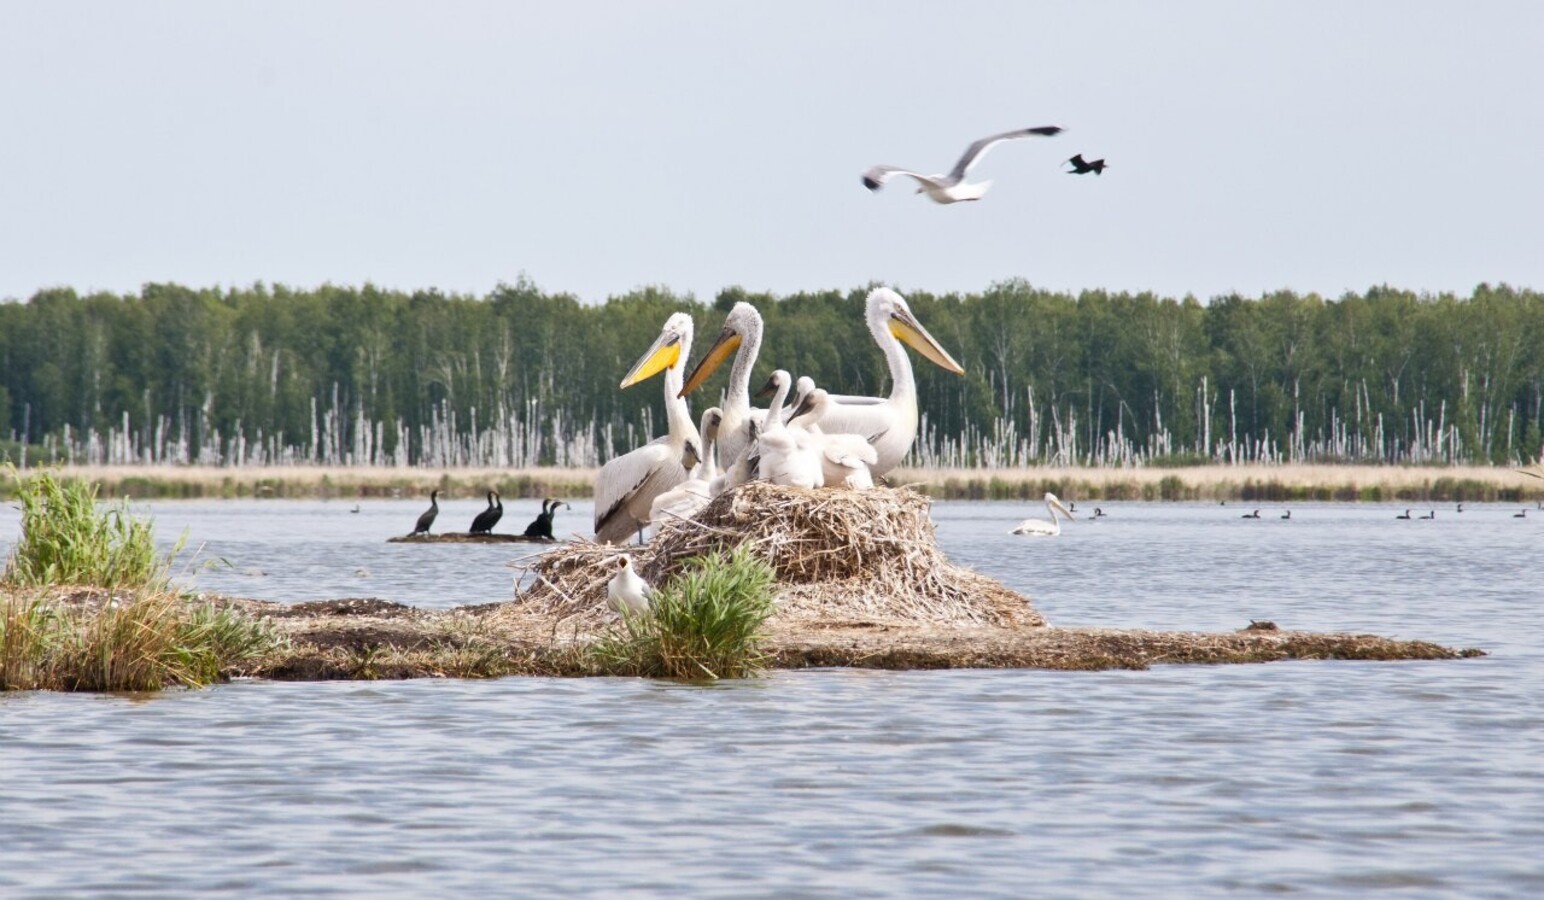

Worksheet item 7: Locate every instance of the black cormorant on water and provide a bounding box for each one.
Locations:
[469,490,503,534]
[1419,510,1436,520]
[1396,509,1412,519]
[1241,509,1261,519]
[1281,510,1291,520]
[412,490,439,535]
[524,498,571,540]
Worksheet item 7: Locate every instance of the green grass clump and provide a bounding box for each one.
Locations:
[589,545,777,680]
[1,591,284,692]
[4,468,177,590]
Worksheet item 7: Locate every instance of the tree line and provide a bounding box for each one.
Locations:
[1,278,1540,468]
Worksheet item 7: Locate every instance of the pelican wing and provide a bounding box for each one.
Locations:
[862,166,944,192]
[948,125,1063,180]
[594,438,688,543]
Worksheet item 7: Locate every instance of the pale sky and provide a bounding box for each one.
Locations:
[2,1,1540,305]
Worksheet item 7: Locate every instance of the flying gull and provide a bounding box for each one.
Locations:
[861,125,1063,204]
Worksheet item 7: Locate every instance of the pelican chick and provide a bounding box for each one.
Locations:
[788,387,879,489]
[796,287,964,476]
[1010,493,1075,536]
[594,313,701,544]
[650,408,723,527]
[757,370,822,489]
[607,555,653,617]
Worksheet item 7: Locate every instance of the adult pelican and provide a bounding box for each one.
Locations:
[594,313,701,545]
[678,302,764,472]
[1010,492,1075,536]
[798,287,964,476]
[650,408,722,527]
[787,387,879,489]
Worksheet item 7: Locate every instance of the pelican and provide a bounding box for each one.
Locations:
[787,387,879,489]
[412,490,439,535]
[1010,492,1075,536]
[757,370,822,489]
[783,376,816,424]
[862,125,1063,204]
[650,408,722,527]
[470,490,502,534]
[1241,509,1261,519]
[606,555,652,617]
[594,313,701,545]
[678,302,764,471]
[796,287,964,476]
[1396,509,1412,520]
[711,417,760,497]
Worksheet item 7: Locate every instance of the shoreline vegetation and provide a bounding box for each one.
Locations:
[5,462,1541,504]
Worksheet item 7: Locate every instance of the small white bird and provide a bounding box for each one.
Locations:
[1011,492,1076,536]
[787,388,879,489]
[607,554,653,616]
[862,125,1064,204]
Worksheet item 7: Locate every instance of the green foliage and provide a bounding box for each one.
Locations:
[589,546,777,680]
[4,468,181,590]
[1,591,284,692]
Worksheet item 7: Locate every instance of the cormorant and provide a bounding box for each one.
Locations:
[524,498,570,540]
[412,490,440,535]
[470,490,503,534]
[1066,153,1108,175]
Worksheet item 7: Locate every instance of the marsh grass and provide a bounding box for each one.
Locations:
[4,468,179,590]
[589,546,777,680]
[1,590,284,691]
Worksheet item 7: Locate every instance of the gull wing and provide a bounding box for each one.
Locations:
[949,125,1063,181]
[862,166,945,192]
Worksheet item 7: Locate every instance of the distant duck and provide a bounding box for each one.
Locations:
[1242,509,1261,519]
[1396,509,1412,520]
[1419,510,1436,520]
[1094,507,1106,518]
[469,490,503,534]
[607,554,653,616]
[412,490,440,535]
[1515,509,1528,519]
[523,498,569,540]
[1280,510,1291,520]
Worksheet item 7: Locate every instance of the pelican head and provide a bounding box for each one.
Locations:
[702,407,723,441]
[679,302,762,397]
[756,369,792,399]
[682,439,701,472]
[1045,492,1074,520]
[869,288,965,375]
[621,312,695,389]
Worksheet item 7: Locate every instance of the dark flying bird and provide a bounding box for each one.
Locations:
[412,490,440,535]
[469,490,503,534]
[1065,153,1108,175]
[862,125,1064,203]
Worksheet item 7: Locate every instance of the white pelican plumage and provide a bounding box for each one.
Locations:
[756,370,822,489]
[649,407,721,527]
[711,417,760,498]
[798,287,964,476]
[787,387,879,489]
[1010,492,1075,536]
[593,313,700,545]
[862,125,1063,204]
[606,554,652,616]
[679,302,765,472]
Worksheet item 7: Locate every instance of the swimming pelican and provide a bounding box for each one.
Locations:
[1242,509,1261,519]
[862,125,1064,203]
[412,490,439,535]
[594,313,701,545]
[470,490,503,534]
[606,555,653,617]
[522,498,569,541]
[650,408,722,526]
[1396,509,1412,520]
[1010,492,1075,536]
[678,302,764,471]
[757,370,822,489]
[787,388,879,489]
[796,287,964,476]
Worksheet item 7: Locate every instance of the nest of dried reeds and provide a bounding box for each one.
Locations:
[498,481,1042,636]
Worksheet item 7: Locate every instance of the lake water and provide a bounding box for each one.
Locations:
[2,497,1542,896]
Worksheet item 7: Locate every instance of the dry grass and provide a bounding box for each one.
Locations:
[498,482,1041,638]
